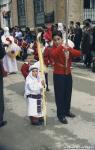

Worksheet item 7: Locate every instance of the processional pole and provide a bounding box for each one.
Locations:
[64,0,70,70]
[64,0,69,46]
[37,33,47,126]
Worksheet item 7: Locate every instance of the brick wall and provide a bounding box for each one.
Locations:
[69,0,83,23]
[25,0,34,28]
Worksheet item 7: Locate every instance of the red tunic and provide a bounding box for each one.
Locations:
[43,47,54,67]
[21,63,30,79]
[51,44,81,75]
[33,42,39,61]
[43,28,52,42]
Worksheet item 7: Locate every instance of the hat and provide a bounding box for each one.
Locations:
[58,23,63,31]
[29,64,39,72]
[3,27,10,36]
[4,27,9,31]
[33,61,40,69]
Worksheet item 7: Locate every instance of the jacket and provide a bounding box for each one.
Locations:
[51,44,81,75]
[0,39,6,76]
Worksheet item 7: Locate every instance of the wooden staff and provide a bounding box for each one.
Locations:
[37,32,47,126]
[64,0,70,74]
[65,0,69,46]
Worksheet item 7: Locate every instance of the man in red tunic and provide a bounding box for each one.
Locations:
[51,31,81,124]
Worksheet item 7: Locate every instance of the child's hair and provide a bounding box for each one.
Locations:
[52,30,63,39]
[76,22,80,26]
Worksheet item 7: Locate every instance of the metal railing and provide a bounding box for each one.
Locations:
[83,8,95,22]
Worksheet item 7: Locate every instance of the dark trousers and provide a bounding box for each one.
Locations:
[0,75,4,122]
[53,74,72,119]
[84,50,92,67]
[45,73,48,89]
[21,48,27,61]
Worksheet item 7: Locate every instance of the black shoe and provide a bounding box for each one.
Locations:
[31,121,42,126]
[0,121,7,128]
[86,64,91,68]
[39,118,44,123]
[46,88,50,92]
[66,112,76,118]
[59,117,68,124]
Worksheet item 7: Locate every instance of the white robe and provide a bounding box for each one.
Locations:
[3,55,18,73]
[25,73,44,117]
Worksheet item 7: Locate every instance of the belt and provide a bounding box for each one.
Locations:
[27,94,42,99]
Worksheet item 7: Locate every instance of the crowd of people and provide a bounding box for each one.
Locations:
[1,19,95,69]
[0,18,95,127]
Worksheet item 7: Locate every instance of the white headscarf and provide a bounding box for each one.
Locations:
[29,61,40,72]
[29,61,45,81]
[25,66,42,96]
[26,65,39,87]
[3,27,10,37]
[1,27,14,44]
[58,23,63,32]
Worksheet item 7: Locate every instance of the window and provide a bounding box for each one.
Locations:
[34,0,44,13]
[45,11,54,23]
[17,0,26,26]
[90,0,95,8]
[17,0,25,16]
[84,0,90,8]
[34,0,45,26]
[83,0,95,22]
[84,0,95,9]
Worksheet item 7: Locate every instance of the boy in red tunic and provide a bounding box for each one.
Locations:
[21,55,33,79]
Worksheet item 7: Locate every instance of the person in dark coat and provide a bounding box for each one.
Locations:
[51,31,81,124]
[0,36,7,127]
[74,22,82,50]
[91,26,95,72]
[72,22,82,62]
[81,21,93,68]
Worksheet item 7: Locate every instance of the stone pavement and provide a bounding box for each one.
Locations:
[0,63,95,150]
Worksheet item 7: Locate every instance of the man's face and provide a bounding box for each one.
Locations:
[75,24,78,28]
[53,35,62,47]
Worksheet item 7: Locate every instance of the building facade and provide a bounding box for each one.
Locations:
[0,0,95,28]
[0,0,11,27]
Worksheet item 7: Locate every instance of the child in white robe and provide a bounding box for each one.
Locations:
[25,64,44,125]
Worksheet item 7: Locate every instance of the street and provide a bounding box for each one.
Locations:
[0,63,95,150]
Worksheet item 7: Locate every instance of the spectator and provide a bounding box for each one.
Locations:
[0,36,7,127]
[81,21,93,68]
[74,22,82,50]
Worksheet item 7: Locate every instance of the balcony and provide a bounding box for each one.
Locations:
[84,8,95,23]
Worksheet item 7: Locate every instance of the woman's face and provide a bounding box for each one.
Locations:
[53,35,63,47]
[32,69,38,77]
